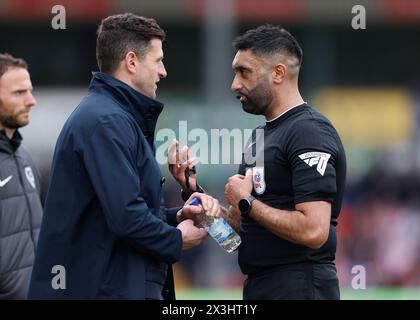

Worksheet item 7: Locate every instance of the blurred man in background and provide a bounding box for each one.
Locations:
[28,13,219,300]
[0,53,43,299]
[172,25,346,299]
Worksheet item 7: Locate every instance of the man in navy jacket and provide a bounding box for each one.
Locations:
[28,13,219,300]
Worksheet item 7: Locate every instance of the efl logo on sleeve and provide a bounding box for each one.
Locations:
[298,152,331,176]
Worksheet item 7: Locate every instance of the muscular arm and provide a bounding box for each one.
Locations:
[248,200,331,249]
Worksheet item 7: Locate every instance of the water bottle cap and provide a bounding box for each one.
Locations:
[189,197,201,206]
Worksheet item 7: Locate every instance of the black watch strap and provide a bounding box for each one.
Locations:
[184,165,196,190]
[181,165,205,201]
[181,183,204,201]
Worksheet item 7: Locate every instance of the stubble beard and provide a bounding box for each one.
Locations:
[241,78,273,116]
[0,100,28,129]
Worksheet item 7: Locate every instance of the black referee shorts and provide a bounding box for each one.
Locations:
[243,263,340,300]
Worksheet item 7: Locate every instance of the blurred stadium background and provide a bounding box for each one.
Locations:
[1,0,419,299]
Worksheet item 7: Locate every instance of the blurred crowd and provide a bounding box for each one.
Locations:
[337,167,420,287]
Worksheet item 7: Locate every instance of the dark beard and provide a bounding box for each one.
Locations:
[0,114,23,129]
[0,102,26,129]
[240,79,273,116]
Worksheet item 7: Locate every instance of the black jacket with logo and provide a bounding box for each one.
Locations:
[0,130,43,299]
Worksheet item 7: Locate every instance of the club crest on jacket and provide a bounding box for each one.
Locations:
[25,167,36,189]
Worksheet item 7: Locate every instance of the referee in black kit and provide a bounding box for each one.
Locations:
[223,25,347,300]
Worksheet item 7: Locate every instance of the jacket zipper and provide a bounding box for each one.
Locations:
[12,152,36,252]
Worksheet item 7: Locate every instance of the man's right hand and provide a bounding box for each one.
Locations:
[168,139,197,193]
[177,219,207,251]
[177,192,222,225]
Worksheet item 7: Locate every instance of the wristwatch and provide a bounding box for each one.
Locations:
[238,195,256,216]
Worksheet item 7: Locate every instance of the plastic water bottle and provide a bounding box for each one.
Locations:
[190,198,241,253]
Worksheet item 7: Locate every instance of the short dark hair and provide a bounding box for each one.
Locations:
[233,25,303,66]
[0,53,28,78]
[96,13,166,73]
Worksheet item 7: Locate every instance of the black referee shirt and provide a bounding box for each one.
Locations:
[238,103,346,275]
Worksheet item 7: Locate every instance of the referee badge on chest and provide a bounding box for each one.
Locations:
[252,166,266,195]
